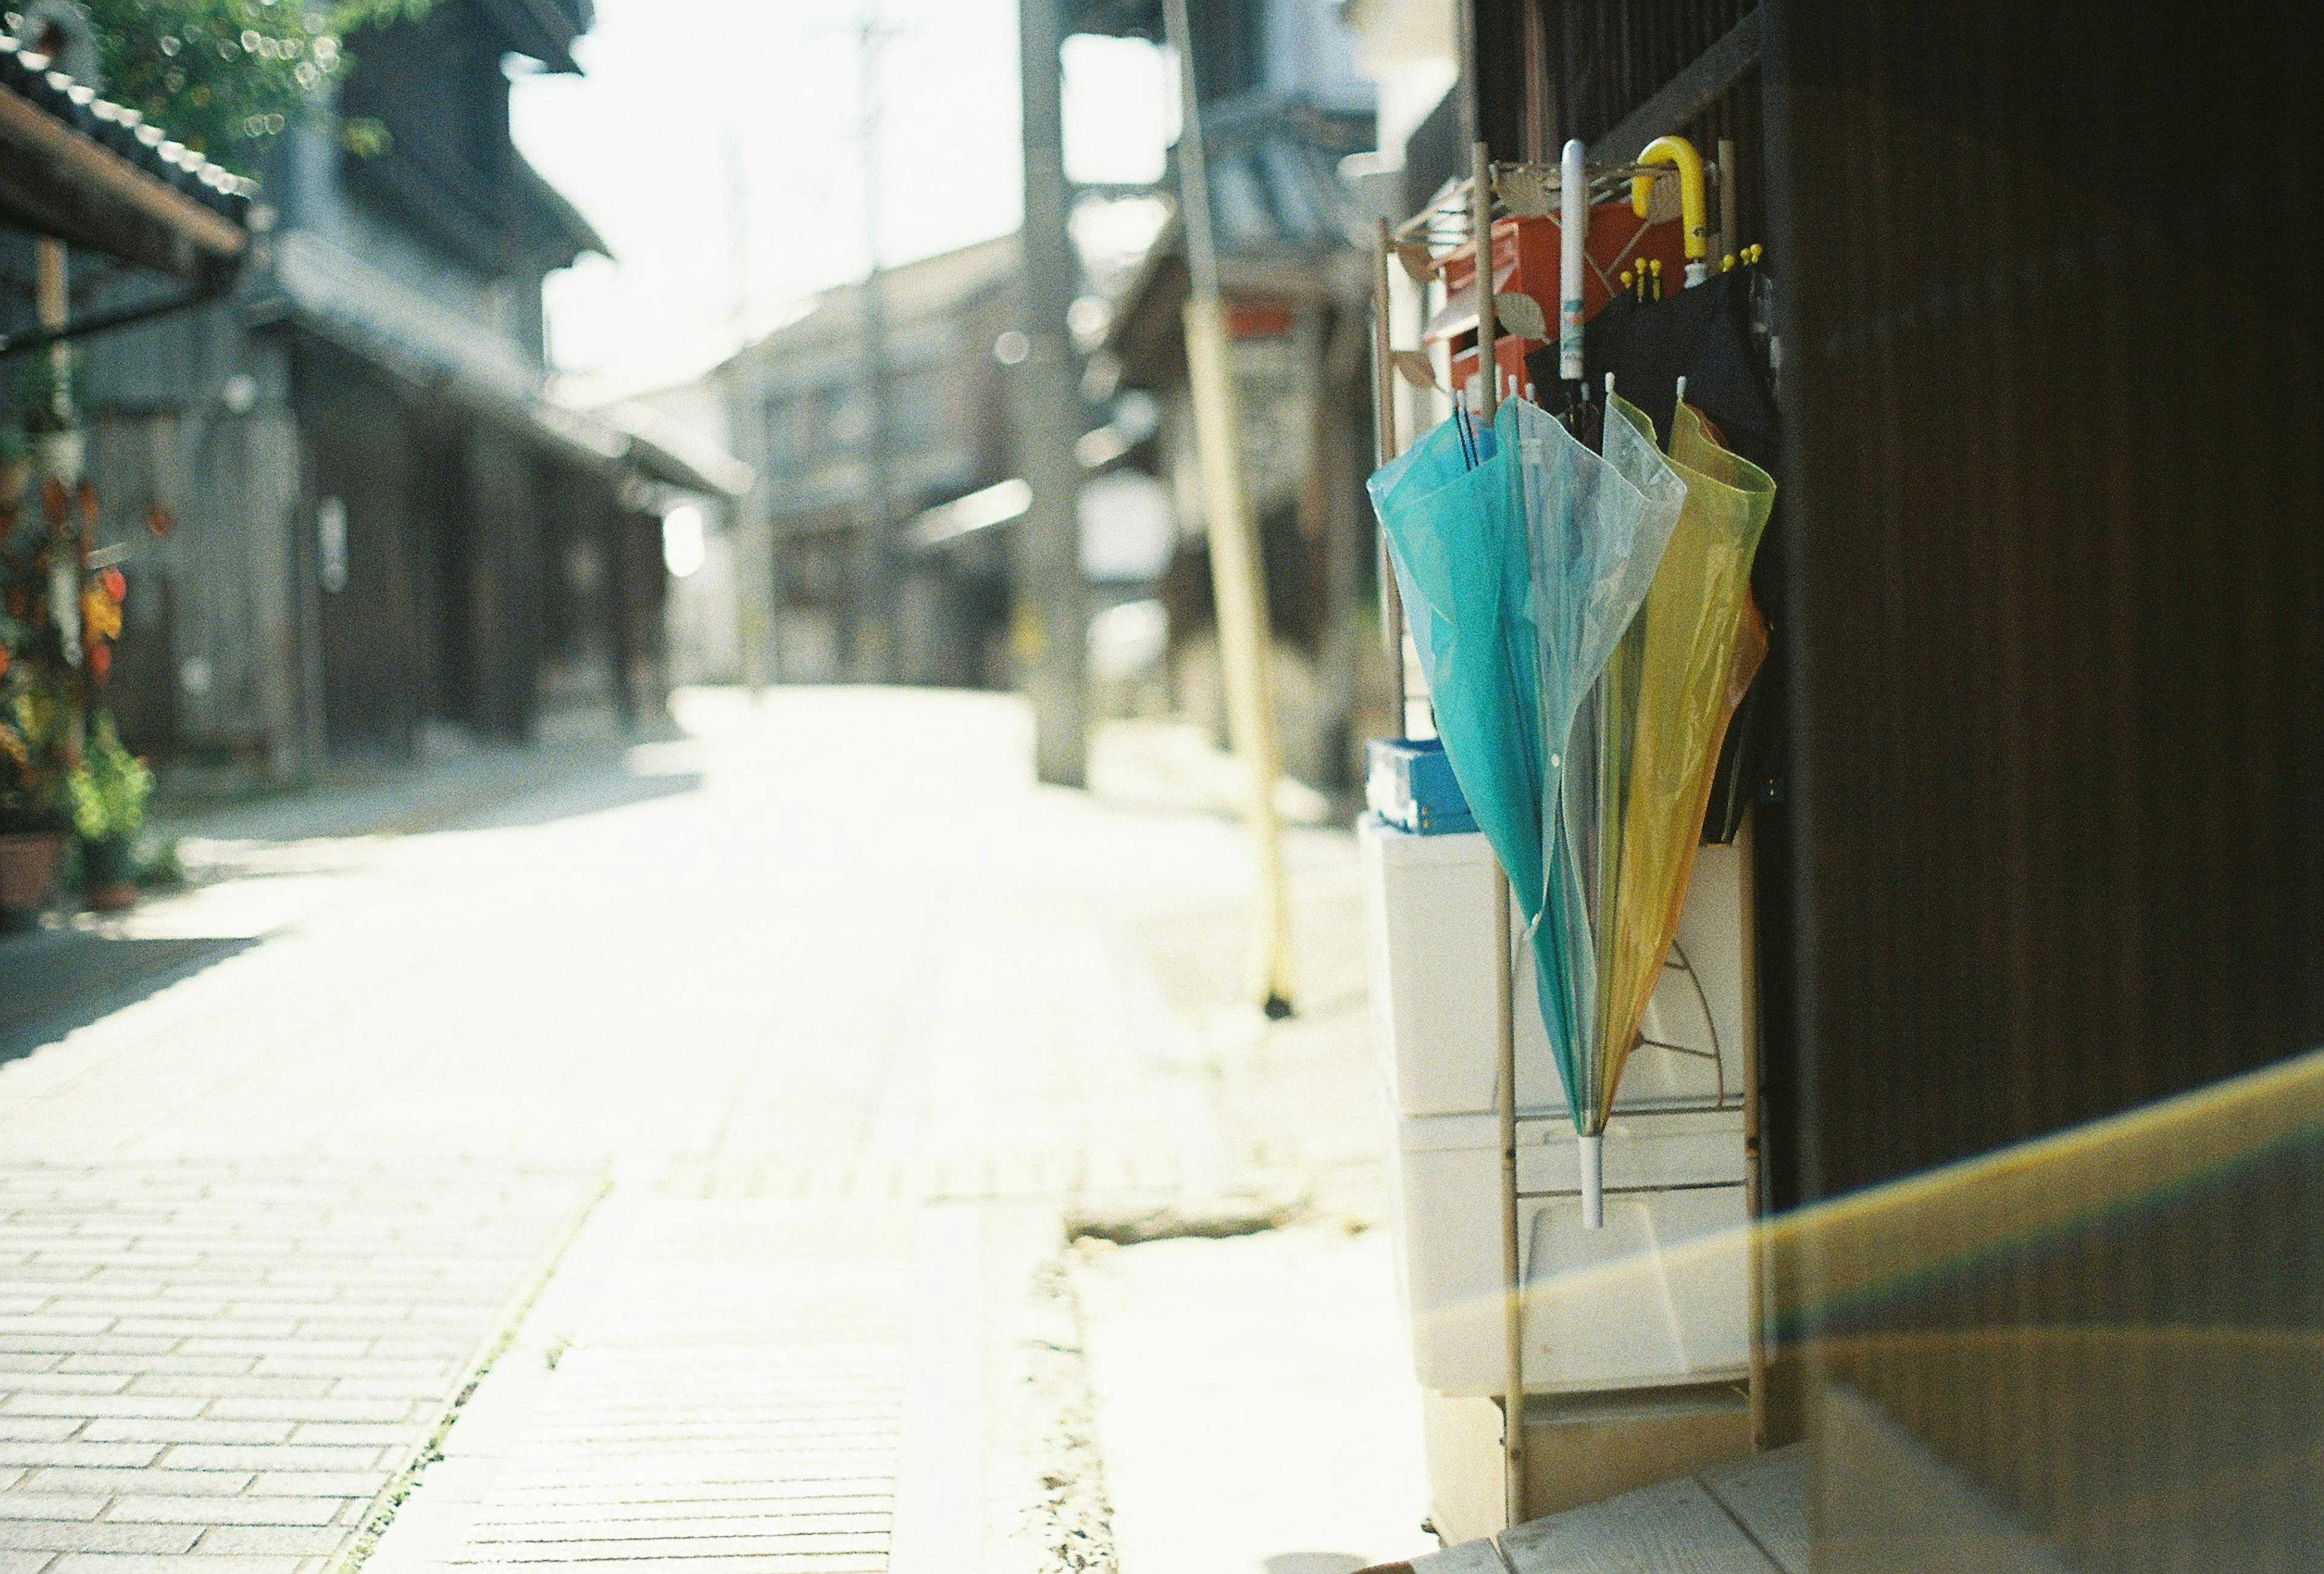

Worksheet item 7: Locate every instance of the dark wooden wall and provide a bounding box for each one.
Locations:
[1759,0,2324,1563]
[297,343,424,756]
[340,2,520,275]
[460,428,543,740]
[1459,1,2324,1558]
[292,342,565,755]
[1764,0,2323,1209]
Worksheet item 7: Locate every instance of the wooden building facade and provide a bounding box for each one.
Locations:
[717,236,1022,690]
[51,0,741,773]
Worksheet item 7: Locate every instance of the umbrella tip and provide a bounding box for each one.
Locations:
[1263,993,1295,1021]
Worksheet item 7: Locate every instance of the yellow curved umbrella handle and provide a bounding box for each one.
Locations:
[1629,135,1707,262]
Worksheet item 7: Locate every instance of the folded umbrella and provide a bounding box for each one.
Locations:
[1535,394,1688,1221]
[1370,398,1682,1188]
[1587,400,1777,1168]
[1368,407,1542,914]
[1526,265,1779,470]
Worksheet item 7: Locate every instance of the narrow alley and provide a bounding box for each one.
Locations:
[0,690,1437,1574]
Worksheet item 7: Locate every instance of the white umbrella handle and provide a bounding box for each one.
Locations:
[1579,1133,1604,1229]
[1559,139,1587,384]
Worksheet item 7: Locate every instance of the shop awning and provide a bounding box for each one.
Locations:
[0,34,251,285]
[594,400,755,501]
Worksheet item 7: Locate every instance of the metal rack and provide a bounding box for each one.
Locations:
[1367,140,1762,1533]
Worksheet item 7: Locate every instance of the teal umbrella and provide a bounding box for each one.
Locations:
[1370,407,1543,912]
[1370,398,1681,1167]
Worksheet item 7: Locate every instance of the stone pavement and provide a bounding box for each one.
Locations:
[0,689,1434,1573]
[0,1164,596,1573]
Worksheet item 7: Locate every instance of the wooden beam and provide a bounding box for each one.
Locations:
[1587,9,1762,166]
[0,86,245,274]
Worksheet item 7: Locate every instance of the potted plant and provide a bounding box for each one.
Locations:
[0,658,72,931]
[0,421,71,929]
[67,711,151,912]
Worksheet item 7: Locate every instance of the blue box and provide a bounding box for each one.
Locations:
[1366,736,1477,835]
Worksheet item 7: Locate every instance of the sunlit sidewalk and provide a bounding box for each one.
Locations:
[0,689,1433,1573]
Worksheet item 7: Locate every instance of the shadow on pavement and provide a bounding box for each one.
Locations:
[439,763,705,832]
[0,927,260,1065]
[162,743,706,846]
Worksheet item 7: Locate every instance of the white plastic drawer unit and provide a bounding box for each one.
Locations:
[1357,815,1752,1121]
[1390,1111,1750,1396]
[1357,813,1757,1397]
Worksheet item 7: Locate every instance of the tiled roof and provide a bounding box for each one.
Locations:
[0,33,257,226]
[1188,95,1376,257]
[266,231,749,499]
[1098,97,1377,383]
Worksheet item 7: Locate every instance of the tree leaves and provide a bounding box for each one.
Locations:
[82,0,439,177]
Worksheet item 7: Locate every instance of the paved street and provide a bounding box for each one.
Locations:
[0,690,1434,1573]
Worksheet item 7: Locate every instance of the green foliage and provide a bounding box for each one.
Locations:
[76,0,441,176]
[0,672,73,834]
[64,711,151,843]
[11,352,73,433]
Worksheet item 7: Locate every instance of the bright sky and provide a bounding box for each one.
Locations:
[513,0,1177,390]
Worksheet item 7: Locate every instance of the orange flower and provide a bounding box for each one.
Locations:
[88,644,111,681]
[100,567,126,604]
[82,585,122,643]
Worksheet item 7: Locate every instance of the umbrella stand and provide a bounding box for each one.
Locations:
[1471,138,1527,1533]
[1164,0,1295,1017]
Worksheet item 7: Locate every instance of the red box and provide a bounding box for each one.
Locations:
[1431,209,1692,345]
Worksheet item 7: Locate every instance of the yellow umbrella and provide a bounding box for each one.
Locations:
[1589,400,1776,1144]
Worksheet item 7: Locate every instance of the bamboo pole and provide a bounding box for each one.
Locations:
[1166,0,1294,1016]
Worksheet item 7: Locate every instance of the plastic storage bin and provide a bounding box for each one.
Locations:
[1388,1108,1748,1395]
[1357,815,1751,1119]
[1357,812,1756,1398]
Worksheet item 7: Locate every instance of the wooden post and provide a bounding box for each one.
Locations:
[34,237,68,420]
[1474,139,1525,1531]
[1167,0,1295,1016]
[1371,219,1407,734]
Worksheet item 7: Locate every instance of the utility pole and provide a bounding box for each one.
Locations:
[1011,0,1088,783]
[724,122,752,333]
[853,3,899,684]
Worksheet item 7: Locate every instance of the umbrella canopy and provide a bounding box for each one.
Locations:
[1585,400,1777,1142]
[1532,258,1783,846]
[1526,396,1686,1149]
[1371,392,1773,1225]
[1369,398,1681,1152]
[1370,407,1546,913]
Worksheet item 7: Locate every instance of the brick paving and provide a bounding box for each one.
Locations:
[0,690,1411,1573]
[0,1165,596,1574]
